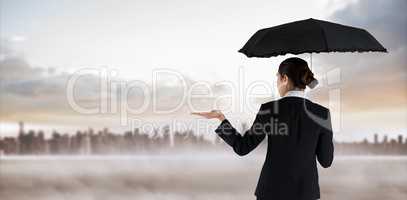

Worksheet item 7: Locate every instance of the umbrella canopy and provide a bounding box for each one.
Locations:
[239,18,387,58]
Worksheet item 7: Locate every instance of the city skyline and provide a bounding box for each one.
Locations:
[0,119,406,143]
[1,121,406,156]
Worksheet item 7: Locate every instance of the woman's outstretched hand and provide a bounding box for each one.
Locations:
[191,110,226,121]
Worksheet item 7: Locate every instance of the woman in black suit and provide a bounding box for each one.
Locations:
[192,57,334,200]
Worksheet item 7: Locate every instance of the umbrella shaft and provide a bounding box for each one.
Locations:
[309,53,313,71]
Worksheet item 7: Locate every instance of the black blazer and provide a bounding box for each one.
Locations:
[214,96,334,200]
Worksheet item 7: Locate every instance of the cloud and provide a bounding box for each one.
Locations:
[0,50,229,123]
[9,35,26,42]
[0,57,45,82]
[330,0,407,50]
[310,0,407,112]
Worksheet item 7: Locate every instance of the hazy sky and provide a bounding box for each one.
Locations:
[0,0,355,81]
[0,0,406,141]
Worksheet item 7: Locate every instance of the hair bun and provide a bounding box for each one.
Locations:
[302,69,318,89]
[307,79,319,89]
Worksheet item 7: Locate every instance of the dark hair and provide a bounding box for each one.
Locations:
[278,57,317,89]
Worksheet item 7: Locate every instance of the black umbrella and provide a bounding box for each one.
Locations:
[238,18,387,69]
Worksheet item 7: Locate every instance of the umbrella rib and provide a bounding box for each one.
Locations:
[314,20,329,51]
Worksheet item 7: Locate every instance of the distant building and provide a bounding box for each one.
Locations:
[398,135,403,144]
[383,135,388,144]
[374,134,378,144]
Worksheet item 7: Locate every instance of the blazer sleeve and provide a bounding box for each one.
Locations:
[316,109,334,168]
[214,104,267,156]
